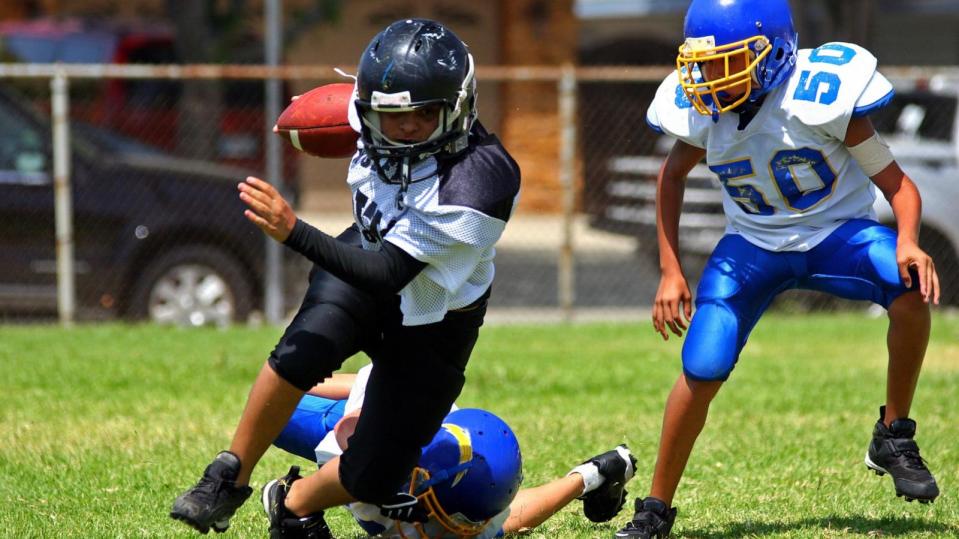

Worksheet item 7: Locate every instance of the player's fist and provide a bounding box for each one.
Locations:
[238,176,296,243]
[896,240,940,304]
[653,272,692,340]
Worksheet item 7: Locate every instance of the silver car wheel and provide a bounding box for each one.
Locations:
[147,263,235,327]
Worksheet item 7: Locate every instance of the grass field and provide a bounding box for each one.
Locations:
[1,313,957,538]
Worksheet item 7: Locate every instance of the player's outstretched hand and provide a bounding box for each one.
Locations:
[653,272,692,341]
[238,176,296,243]
[897,240,940,305]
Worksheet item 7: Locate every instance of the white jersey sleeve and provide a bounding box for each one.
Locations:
[855,71,895,117]
[783,42,894,141]
[646,71,712,148]
[386,206,505,295]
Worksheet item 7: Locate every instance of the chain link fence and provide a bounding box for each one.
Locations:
[579,68,959,313]
[1,64,957,326]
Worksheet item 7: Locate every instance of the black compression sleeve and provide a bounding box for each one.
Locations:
[283,218,426,294]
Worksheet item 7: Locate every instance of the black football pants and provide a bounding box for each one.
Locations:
[267,228,487,504]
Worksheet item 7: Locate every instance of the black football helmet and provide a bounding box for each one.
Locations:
[354,19,476,192]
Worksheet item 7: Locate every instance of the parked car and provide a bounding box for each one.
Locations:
[0,82,274,325]
[586,81,959,305]
[0,18,297,189]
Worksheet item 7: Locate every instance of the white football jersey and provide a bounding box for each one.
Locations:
[312,367,501,539]
[647,42,895,251]
[345,125,520,325]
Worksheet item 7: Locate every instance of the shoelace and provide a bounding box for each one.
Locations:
[887,438,929,471]
[192,473,227,504]
[623,511,660,532]
[896,448,929,471]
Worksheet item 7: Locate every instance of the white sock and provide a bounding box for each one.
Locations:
[567,462,603,495]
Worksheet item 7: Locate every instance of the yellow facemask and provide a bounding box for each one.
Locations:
[676,34,771,116]
[392,467,490,539]
[393,422,488,538]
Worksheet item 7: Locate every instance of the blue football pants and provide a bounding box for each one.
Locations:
[683,219,917,381]
[272,394,346,462]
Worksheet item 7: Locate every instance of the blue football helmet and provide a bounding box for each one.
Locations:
[677,0,798,118]
[404,408,523,537]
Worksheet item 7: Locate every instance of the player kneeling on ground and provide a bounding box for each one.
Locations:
[262,365,637,538]
[617,0,941,537]
[171,19,521,535]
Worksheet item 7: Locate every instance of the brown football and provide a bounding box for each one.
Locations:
[274,82,358,158]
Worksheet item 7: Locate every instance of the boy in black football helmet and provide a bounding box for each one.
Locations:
[170,19,522,536]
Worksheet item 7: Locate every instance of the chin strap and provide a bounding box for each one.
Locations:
[395,157,411,210]
[735,97,765,130]
[367,151,412,210]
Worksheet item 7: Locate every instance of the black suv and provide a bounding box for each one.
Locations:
[0,84,270,324]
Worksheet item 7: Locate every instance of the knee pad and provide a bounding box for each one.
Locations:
[268,302,361,391]
[682,301,744,381]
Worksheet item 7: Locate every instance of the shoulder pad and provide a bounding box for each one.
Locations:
[853,70,895,118]
[783,42,889,131]
[437,135,520,221]
[646,71,710,148]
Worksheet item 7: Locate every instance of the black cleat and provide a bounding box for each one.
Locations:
[865,406,939,503]
[262,466,333,539]
[579,444,637,523]
[171,451,253,534]
[615,497,676,539]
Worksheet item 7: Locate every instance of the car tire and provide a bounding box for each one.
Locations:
[127,245,254,326]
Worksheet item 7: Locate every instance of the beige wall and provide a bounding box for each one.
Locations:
[287,1,500,69]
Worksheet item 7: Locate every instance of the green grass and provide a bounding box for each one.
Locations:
[1,314,957,538]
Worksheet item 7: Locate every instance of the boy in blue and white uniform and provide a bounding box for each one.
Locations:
[617,1,942,537]
[266,365,639,539]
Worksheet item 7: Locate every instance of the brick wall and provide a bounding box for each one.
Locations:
[499,0,576,213]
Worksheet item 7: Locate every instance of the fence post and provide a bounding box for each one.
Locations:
[51,71,75,327]
[557,64,577,322]
[263,0,285,324]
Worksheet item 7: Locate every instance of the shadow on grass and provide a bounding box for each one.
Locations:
[680,514,957,538]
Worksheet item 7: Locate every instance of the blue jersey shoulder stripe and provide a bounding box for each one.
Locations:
[853,88,895,118]
[646,116,665,134]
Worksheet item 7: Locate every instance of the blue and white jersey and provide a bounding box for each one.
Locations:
[345,125,521,325]
[312,368,505,539]
[647,42,896,251]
